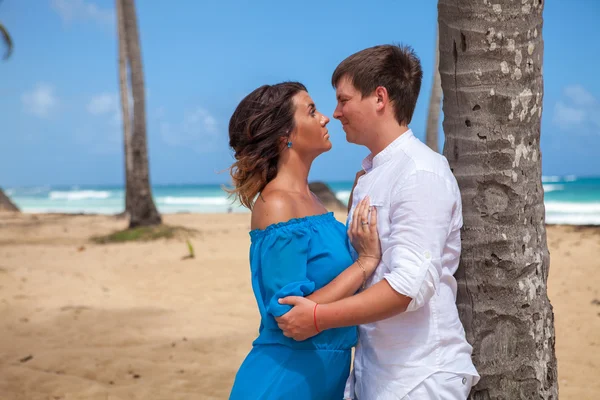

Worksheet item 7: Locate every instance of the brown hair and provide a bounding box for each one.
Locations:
[226,82,306,210]
[331,44,423,125]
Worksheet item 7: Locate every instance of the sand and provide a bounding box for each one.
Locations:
[0,212,598,399]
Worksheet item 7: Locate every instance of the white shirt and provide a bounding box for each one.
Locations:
[344,130,479,399]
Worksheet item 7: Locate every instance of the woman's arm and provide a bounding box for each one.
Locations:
[306,196,380,304]
[306,257,377,304]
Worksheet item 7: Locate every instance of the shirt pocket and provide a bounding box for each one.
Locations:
[368,199,390,244]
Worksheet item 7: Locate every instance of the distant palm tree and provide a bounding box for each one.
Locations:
[438,0,557,398]
[117,0,161,227]
[115,0,133,216]
[425,27,441,152]
[0,21,18,212]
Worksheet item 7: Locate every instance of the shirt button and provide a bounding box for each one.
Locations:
[462,377,467,385]
[424,251,432,260]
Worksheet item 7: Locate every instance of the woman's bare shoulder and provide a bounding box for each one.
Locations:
[251,190,299,231]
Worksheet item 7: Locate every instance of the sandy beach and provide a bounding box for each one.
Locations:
[0,211,598,399]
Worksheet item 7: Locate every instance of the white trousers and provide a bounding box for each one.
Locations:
[401,372,474,400]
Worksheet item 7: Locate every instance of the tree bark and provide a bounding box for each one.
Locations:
[0,188,19,212]
[120,0,161,227]
[438,0,558,398]
[116,0,133,216]
[425,27,442,152]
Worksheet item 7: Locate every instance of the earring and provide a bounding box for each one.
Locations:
[287,141,292,148]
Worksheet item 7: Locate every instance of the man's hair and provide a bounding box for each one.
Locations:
[332,44,423,125]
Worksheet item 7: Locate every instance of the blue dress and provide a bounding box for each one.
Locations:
[229,212,357,400]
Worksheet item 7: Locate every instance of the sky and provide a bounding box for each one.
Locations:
[1,0,600,187]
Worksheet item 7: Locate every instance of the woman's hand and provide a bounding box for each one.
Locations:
[348,196,381,274]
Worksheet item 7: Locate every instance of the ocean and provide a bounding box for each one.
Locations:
[5,176,600,225]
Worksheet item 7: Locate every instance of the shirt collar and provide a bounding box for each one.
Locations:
[361,129,414,172]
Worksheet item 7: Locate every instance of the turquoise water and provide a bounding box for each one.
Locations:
[6,176,600,225]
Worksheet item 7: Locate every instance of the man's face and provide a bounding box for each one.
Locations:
[333,76,375,145]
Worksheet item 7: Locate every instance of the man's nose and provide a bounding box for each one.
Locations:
[333,107,342,120]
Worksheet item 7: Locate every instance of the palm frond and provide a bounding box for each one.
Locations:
[0,22,13,60]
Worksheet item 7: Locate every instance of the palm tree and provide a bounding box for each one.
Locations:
[115,0,133,217]
[425,27,442,152]
[0,20,18,212]
[438,0,558,398]
[117,0,161,227]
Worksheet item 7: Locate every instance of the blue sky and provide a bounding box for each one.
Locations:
[1,0,599,186]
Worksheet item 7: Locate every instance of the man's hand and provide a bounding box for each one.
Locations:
[275,296,319,341]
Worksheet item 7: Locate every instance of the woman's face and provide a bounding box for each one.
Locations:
[289,91,331,157]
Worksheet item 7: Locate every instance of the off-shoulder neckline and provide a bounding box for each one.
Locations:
[249,212,335,240]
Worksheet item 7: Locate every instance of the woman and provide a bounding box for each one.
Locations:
[227,82,380,399]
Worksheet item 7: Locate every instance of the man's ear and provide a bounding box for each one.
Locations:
[374,86,389,111]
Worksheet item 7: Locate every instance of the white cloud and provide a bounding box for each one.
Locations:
[553,85,600,133]
[160,107,222,152]
[553,102,586,128]
[87,92,118,115]
[87,92,134,126]
[564,85,597,107]
[21,83,59,118]
[51,0,114,27]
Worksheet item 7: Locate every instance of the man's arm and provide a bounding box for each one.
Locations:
[277,279,411,340]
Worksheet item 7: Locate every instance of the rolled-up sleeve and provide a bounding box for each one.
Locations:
[382,170,456,312]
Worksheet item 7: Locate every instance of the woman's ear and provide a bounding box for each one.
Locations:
[279,135,291,150]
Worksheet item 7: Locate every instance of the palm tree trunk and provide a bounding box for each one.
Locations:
[1,24,17,212]
[0,188,19,212]
[116,0,133,216]
[120,0,161,227]
[425,27,442,152]
[438,0,557,398]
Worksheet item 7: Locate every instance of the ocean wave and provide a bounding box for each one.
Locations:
[542,184,565,192]
[564,175,578,182]
[545,213,600,225]
[335,190,352,203]
[6,186,51,196]
[22,207,119,215]
[545,202,600,214]
[542,176,562,183]
[49,190,112,200]
[158,196,230,205]
[542,175,578,183]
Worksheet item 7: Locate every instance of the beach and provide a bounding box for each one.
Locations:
[0,211,598,399]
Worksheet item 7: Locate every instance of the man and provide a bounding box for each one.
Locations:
[276,44,479,399]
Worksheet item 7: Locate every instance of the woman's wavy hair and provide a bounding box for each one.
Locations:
[226,82,306,210]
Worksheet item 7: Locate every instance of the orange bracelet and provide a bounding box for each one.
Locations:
[313,303,320,333]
